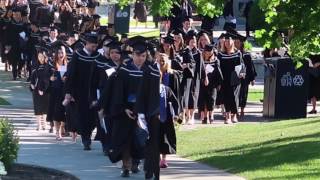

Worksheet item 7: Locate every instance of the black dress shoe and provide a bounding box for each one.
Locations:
[308,110,317,114]
[83,145,91,151]
[131,164,140,174]
[202,118,208,124]
[121,169,130,177]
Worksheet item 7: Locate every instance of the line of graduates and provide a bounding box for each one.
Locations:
[157,16,257,125]
[0,0,105,81]
[26,27,179,179]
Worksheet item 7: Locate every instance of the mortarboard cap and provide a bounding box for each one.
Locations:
[97,26,108,35]
[171,28,185,36]
[182,16,192,22]
[121,33,128,39]
[186,30,198,41]
[162,36,174,44]
[107,41,122,52]
[204,44,215,52]
[198,29,212,38]
[84,32,98,44]
[218,33,226,39]
[127,36,149,54]
[92,14,101,20]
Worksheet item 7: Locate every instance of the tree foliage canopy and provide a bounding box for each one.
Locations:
[255,0,320,60]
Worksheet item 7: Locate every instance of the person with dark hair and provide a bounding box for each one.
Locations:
[47,46,68,140]
[5,7,28,80]
[135,44,161,180]
[58,0,73,34]
[308,54,320,114]
[30,49,51,130]
[35,0,54,28]
[169,0,192,31]
[133,0,147,28]
[234,33,256,119]
[198,44,223,124]
[64,32,101,151]
[223,0,236,30]
[244,0,253,37]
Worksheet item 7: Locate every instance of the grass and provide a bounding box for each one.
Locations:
[248,89,263,102]
[177,117,320,180]
[0,97,10,105]
[100,17,160,38]
[100,17,156,27]
[128,30,160,37]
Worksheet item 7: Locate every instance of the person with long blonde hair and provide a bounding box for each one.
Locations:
[218,34,245,124]
[158,53,179,169]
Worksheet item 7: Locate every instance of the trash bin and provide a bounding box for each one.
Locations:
[263,57,308,119]
[108,4,130,34]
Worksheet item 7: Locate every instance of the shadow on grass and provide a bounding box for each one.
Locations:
[189,132,320,179]
[268,117,320,130]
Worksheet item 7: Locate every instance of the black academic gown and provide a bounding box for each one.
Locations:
[30,63,51,115]
[106,61,144,163]
[198,59,223,112]
[93,56,118,145]
[135,61,161,179]
[180,48,196,109]
[218,51,242,114]
[47,68,67,123]
[239,51,257,108]
[308,54,320,100]
[65,49,100,142]
[160,75,180,155]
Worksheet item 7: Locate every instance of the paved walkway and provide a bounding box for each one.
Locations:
[0,64,245,180]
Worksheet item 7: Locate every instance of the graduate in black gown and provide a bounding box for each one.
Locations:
[158,53,179,169]
[64,32,101,150]
[135,44,161,180]
[198,45,223,124]
[180,45,196,125]
[100,37,152,177]
[47,46,68,140]
[308,54,320,114]
[218,33,245,124]
[94,41,122,156]
[30,48,51,130]
[5,7,28,80]
[234,34,257,119]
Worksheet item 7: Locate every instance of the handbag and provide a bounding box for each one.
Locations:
[230,52,246,86]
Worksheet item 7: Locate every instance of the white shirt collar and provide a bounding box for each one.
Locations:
[83,48,91,56]
[49,38,57,43]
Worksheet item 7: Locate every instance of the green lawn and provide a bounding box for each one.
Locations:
[100,17,156,27]
[177,117,320,180]
[128,30,160,37]
[248,89,263,102]
[0,97,10,105]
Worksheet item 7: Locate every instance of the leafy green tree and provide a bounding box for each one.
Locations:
[254,0,320,61]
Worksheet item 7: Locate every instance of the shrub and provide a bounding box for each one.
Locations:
[0,118,19,170]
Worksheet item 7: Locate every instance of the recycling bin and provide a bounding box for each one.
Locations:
[263,57,308,119]
[108,4,130,34]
